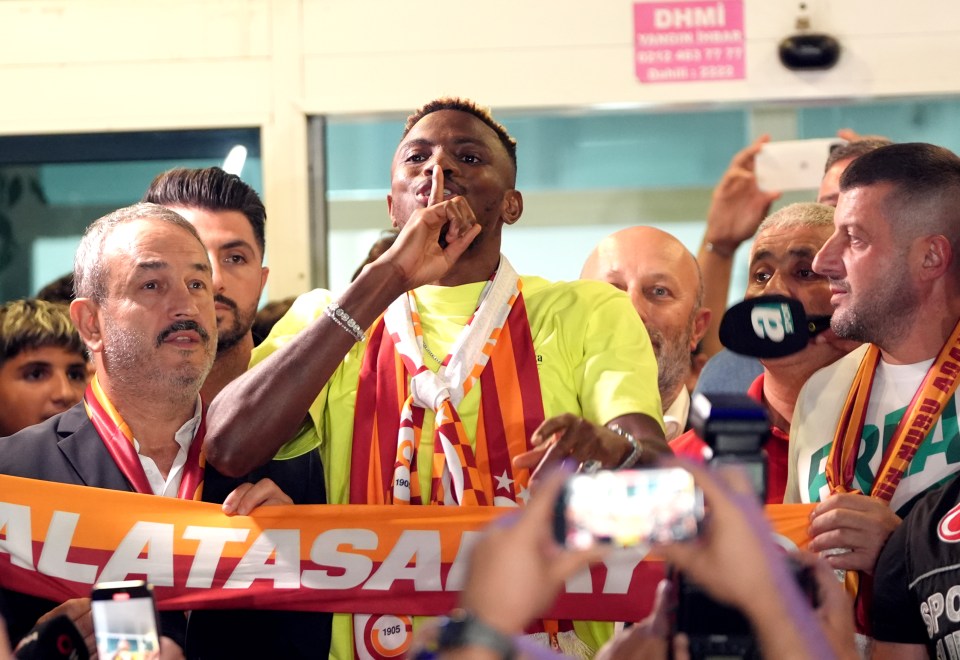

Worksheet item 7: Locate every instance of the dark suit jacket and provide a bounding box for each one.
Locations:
[0,403,331,659]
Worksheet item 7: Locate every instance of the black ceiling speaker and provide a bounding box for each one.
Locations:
[779,33,841,70]
[778,5,841,71]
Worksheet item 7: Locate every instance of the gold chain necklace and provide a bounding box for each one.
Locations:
[421,340,445,365]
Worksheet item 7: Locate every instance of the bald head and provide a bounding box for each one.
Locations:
[582,226,703,314]
[582,226,710,407]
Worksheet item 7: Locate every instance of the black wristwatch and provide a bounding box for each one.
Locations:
[436,609,516,660]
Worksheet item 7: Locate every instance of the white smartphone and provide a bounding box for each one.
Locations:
[554,467,703,549]
[755,138,847,192]
[91,580,161,659]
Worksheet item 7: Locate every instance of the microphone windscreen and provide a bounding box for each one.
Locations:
[806,314,832,337]
[14,613,89,660]
[719,295,811,358]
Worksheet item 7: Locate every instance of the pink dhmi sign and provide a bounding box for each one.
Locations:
[634,0,745,83]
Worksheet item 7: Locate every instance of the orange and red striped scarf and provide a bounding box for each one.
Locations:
[825,318,960,501]
[351,258,544,507]
[350,259,546,660]
[83,374,205,500]
[824,318,960,631]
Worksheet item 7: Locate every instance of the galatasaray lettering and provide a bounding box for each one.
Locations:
[0,476,813,620]
[875,395,949,502]
[0,503,636,597]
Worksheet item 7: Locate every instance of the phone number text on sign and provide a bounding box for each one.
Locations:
[634,1,745,83]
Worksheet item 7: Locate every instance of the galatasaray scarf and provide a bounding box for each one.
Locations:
[349,258,546,660]
[351,257,545,507]
[83,374,205,500]
[824,318,960,631]
[825,319,960,501]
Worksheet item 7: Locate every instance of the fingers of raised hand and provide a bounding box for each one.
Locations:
[428,167,444,206]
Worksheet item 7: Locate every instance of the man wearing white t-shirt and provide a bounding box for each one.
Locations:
[784,143,960,632]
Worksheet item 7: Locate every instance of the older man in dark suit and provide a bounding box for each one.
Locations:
[0,203,314,658]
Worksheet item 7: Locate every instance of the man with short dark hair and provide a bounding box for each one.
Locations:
[143,167,268,401]
[785,143,960,635]
[581,226,710,440]
[205,97,668,657]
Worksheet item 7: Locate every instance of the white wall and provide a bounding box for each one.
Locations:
[2,0,958,296]
[301,1,960,112]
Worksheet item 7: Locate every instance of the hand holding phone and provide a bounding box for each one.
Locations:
[554,467,704,549]
[91,580,161,660]
[754,138,847,192]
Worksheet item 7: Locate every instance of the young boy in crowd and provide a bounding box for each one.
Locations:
[0,298,88,437]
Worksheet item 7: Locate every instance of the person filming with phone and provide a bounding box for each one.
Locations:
[694,136,892,394]
[417,463,857,660]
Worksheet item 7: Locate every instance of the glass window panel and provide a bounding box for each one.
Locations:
[799,98,960,152]
[0,129,261,303]
[319,97,960,306]
[324,108,749,294]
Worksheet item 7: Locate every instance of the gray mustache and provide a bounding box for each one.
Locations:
[156,320,211,347]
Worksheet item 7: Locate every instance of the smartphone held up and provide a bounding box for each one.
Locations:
[91,580,161,660]
[754,137,847,192]
[553,466,704,550]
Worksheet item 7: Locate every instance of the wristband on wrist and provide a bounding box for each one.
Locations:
[436,609,515,660]
[703,240,737,258]
[324,301,366,342]
[609,424,643,469]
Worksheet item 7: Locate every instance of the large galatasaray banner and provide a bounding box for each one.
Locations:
[0,474,815,621]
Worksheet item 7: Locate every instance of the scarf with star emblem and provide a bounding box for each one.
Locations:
[351,256,544,508]
[350,257,545,659]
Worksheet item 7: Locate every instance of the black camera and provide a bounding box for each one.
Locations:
[674,393,815,659]
[688,392,769,501]
[673,556,818,660]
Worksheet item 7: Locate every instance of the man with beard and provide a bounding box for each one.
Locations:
[143,170,330,658]
[784,143,960,631]
[0,203,299,656]
[143,167,268,401]
[204,97,668,658]
[671,203,857,503]
[580,226,710,440]
[694,136,893,395]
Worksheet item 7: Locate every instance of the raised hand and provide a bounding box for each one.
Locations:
[458,467,607,636]
[381,167,481,290]
[704,135,782,254]
[34,598,95,658]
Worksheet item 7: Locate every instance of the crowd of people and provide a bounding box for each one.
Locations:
[0,97,959,660]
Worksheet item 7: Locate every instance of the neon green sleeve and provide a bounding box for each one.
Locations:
[248,288,336,459]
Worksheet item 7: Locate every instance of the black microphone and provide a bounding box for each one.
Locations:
[719,295,830,358]
[14,614,89,660]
